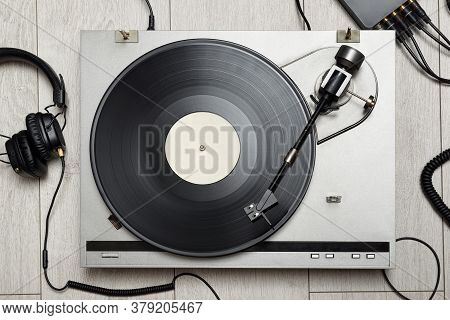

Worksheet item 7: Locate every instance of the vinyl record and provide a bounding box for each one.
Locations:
[91,39,316,257]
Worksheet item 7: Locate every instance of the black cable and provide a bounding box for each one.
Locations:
[173,273,221,300]
[0,134,11,140]
[318,106,374,145]
[144,0,155,30]
[66,280,174,297]
[44,104,67,132]
[429,21,450,46]
[382,4,450,83]
[403,41,428,69]
[42,156,68,292]
[61,107,67,131]
[0,152,10,165]
[66,273,220,298]
[409,36,450,84]
[421,149,450,225]
[42,157,220,298]
[382,237,441,300]
[402,40,450,84]
[295,0,311,31]
[410,36,433,70]
[421,27,450,50]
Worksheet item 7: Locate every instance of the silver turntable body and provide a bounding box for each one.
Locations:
[80,31,396,269]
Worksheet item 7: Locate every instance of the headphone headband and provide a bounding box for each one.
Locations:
[0,48,66,107]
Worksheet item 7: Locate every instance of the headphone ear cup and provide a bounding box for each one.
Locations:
[26,112,52,161]
[5,131,47,178]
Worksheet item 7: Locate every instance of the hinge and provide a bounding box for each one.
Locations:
[337,28,360,43]
[115,30,139,43]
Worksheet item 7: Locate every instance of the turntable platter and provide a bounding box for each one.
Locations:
[91,39,316,257]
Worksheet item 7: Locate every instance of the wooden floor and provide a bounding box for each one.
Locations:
[0,0,448,300]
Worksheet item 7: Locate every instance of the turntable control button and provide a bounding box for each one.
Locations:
[352,254,361,259]
[310,254,320,259]
[325,254,334,259]
[101,253,119,259]
[366,254,375,259]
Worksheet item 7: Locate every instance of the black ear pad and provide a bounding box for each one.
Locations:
[26,113,51,160]
[5,130,47,178]
[26,112,65,161]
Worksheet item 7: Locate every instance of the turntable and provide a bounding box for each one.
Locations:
[80,31,395,269]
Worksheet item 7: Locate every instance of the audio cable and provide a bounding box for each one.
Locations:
[44,104,68,132]
[399,0,450,48]
[421,27,450,50]
[0,135,11,164]
[42,150,220,299]
[397,1,450,83]
[382,237,441,300]
[365,1,447,300]
[421,149,450,226]
[429,21,450,45]
[144,0,155,30]
[0,153,10,165]
[295,0,311,31]
[317,103,374,145]
[375,1,450,84]
[404,36,450,84]
[401,1,450,60]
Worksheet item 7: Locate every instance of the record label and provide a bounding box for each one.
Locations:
[165,112,241,185]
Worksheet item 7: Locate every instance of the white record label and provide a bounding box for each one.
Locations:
[165,112,241,185]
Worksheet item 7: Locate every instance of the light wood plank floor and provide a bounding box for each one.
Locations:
[0,0,448,300]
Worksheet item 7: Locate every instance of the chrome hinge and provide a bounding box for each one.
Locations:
[337,28,360,43]
[115,30,139,43]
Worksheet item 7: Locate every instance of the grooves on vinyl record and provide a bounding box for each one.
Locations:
[90,39,316,257]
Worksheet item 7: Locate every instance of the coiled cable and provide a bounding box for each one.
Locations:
[67,281,174,297]
[43,157,220,299]
[66,272,221,299]
[421,149,450,226]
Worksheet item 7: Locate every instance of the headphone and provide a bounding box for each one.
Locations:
[0,48,67,178]
[0,47,220,300]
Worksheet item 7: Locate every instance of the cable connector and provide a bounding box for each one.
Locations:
[392,11,414,37]
[407,0,431,24]
[57,147,64,158]
[380,13,413,43]
[398,3,425,30]
[42,249,48,269]
[148,14,155,30]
